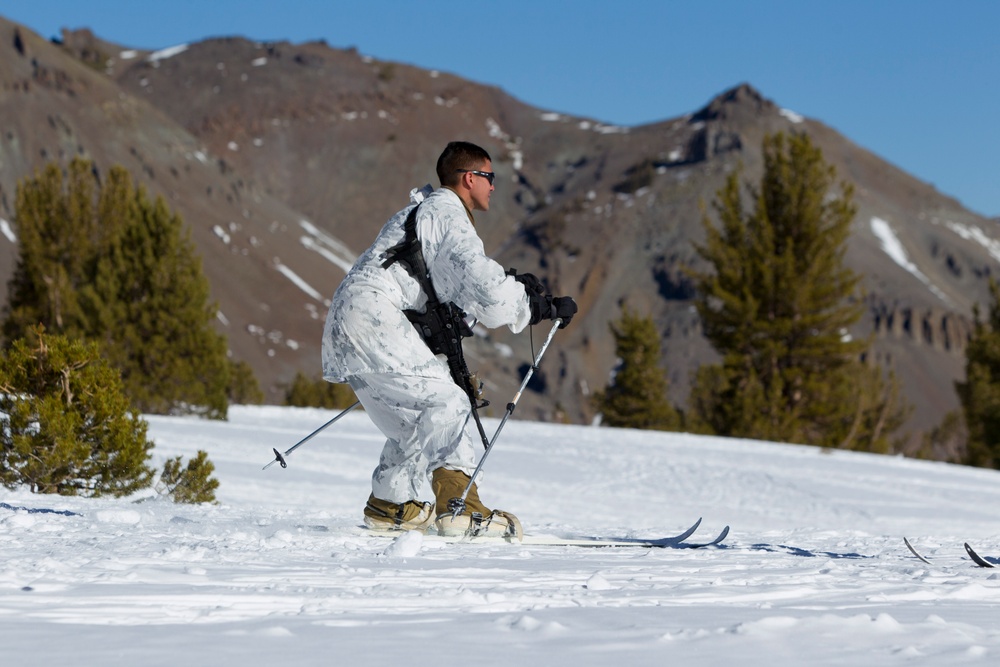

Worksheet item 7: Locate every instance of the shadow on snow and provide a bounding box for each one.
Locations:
[750,543,872,559]
[1,501,81,517]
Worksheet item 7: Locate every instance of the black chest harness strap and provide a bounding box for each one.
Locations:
[381,205,492,448]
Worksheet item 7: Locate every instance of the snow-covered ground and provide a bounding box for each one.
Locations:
[3,405,1000,666]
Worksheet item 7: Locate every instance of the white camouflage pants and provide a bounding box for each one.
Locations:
[347,369,479,504]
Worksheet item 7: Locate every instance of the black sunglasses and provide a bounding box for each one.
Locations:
[456,169,496,186]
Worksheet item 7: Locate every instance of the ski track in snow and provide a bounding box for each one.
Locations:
[3,405,1000,666]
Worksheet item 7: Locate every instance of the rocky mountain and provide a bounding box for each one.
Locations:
[2,16,998,450]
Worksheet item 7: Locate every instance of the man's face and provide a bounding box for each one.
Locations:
[468,160,495,211]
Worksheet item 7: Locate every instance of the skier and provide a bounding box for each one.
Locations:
[322,141,577,537]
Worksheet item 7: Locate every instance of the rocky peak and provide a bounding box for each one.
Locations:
[690,82,778,123]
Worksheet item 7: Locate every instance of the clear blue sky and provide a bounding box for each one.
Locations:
[4,0,998,218]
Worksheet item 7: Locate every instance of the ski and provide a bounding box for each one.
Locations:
[512,517,706,548]
[903,538,999,568]
[370,518,730,549]
[676,525,730,549]
[964,542,996,568]
[523,524,729,550]
[903,537,932,564]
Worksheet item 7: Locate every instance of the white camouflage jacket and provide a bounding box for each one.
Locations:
[322,185,532,382]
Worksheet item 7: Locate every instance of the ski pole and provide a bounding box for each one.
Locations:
[449,319,562,516]
[263,400,361,470]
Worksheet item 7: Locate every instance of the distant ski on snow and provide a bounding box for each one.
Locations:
[903,537,998,567]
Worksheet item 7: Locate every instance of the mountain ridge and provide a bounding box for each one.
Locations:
[2,16,997,452]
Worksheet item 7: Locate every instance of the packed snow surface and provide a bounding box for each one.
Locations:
[3,405,1000,666]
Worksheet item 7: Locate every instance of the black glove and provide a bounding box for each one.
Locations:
[511,271,545,297]
[528,294,578,329]
[551,296,578,328]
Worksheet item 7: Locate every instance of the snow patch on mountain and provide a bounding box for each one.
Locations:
[945,220,1000,263]
[298,220,356,274]
[0,218,15,243]
[870,217,949,303]
[273,260,325,302]
[780,108,804,123]
[148,44,189,63]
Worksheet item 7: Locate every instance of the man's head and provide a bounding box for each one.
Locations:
[436,141,494,211]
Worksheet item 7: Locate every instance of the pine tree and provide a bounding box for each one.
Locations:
[592,306,680,430]
[81,171,229,418]
[0,327,155,497]
[3,160,230,418]
[284,372,357,409]
[3,160,98,340]
[917,410,967,463]
[832,361,910,454]
[955,278,1000,468]
[228,360,265,405]
[157,451,219,504]
[688,132,907,449]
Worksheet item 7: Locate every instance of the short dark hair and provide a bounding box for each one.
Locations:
[436,141,491,186]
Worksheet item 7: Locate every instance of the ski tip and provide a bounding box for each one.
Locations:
[903,536,932,564]
[964,542,995,568]
[667,517,703,545]
[682,524,730,549]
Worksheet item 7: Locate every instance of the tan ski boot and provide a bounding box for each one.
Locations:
[363,494,434,532]
[431,468,523,540]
